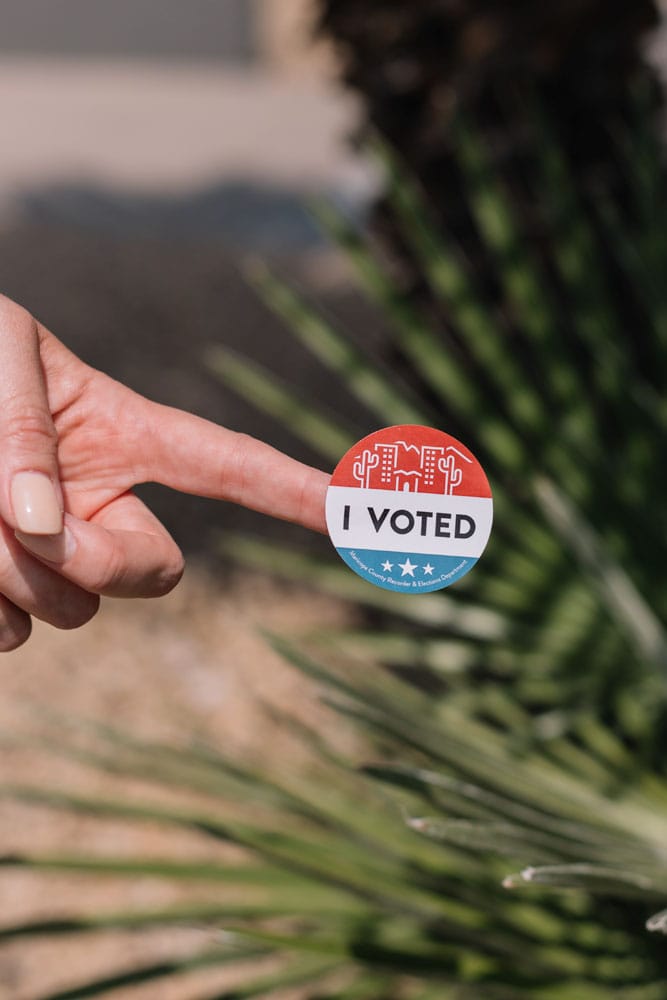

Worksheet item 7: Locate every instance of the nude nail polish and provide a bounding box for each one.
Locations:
[15,527,73,563]
[11,472,63,535]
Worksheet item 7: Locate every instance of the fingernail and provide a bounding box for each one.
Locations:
[15,526,74,563]
[11,472,63,534]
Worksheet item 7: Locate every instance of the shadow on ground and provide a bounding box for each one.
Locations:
[0,177,386,563]
[20,177,327,249]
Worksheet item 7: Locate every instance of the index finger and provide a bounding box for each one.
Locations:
[135,401,330,534]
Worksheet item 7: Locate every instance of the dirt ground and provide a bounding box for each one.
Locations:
[0,565,353,999]
[0,56,374,999]
[0,186,376,1000]
[0,216,371,1000]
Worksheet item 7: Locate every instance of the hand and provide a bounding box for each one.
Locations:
[0,295,330,650]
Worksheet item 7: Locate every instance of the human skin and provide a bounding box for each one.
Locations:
[0,295,330,651]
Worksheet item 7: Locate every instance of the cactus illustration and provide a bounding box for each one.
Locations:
[353,448,380,488]
[438,454,463,495]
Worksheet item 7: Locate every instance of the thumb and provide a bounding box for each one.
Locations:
[134,399,330,535]
[0,298,63,535]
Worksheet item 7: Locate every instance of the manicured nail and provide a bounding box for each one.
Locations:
[15,526,74,563]
[11,472,63,534]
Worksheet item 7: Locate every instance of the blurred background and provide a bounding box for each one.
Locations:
[0,3,365,996]
[3,2,667,998]
[0,0,375,541]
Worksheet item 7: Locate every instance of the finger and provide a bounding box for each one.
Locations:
[132,401,330,534]
[0,297,63,535]
[0,594,31,652]
[0,520,99,630]
[16,492,185,599]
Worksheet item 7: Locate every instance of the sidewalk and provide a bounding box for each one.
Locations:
[0,58,364,213]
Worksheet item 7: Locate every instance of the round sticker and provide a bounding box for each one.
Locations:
[326,425,493,594]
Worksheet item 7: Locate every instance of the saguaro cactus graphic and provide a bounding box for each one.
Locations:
[353,448,380,488]
[439,453,463,495]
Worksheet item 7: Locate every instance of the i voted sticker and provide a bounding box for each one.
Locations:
[326,425,493,594]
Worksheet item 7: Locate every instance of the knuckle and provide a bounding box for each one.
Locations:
[91,538,184,598]
[225,432,253,502]
[236,432,256,476]
[4,403,57,453]
[88,543,126,595]
[151,546,185,597]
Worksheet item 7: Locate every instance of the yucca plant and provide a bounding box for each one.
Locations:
[5,653,667,999]
[4,13,667,1000]
[317,0,662,315]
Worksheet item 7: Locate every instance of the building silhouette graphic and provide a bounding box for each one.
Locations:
[352,440,472,494]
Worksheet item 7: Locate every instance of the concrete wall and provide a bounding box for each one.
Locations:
[0,0,256,60]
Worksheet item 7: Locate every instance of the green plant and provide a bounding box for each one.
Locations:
[215,94,667,753]
[4,83,667,996]
[317,0,662,325]
[4,655,667,999]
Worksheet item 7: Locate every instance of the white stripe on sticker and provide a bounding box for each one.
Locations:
[326,486,493,558]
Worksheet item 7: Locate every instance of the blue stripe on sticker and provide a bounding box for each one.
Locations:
[336,549,477,593]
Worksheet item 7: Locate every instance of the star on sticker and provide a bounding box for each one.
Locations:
[382,560,394,572]
[398,558,417,578]
[423,563,435,576]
